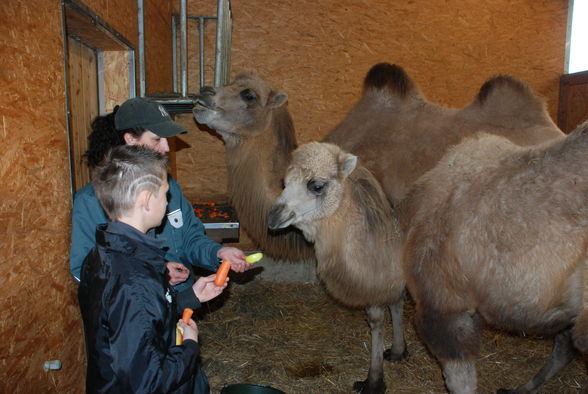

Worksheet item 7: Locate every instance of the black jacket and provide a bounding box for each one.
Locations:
[78,221,202,394]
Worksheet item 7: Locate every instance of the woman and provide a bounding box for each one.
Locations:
[70,97,251,308]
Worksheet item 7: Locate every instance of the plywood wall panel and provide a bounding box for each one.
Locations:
[145,0,174,93]
[174,113,228,201]
[103,50,131,112]
[0,1,83,391]
[1,0,174,392]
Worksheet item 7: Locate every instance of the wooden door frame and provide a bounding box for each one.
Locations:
[61,0,136,195]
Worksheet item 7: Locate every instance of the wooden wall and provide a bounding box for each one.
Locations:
[558,71,588,133]
[0,0,570,392]
[175,0,569,248]
[0,0,173,392]
[68,37,99,190]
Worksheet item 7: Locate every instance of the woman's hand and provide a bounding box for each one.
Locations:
[178,318,198,343]
[166,262,190,286]
[217,246,252,273]
[192,274,227,302]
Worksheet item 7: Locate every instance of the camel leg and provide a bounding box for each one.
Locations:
[415,309,482,394]
[442,359,477,394]
[384,295,408,361]
[353,305,386,394]
[496,328,575,394]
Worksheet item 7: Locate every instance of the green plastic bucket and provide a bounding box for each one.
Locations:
[220,383,285,394]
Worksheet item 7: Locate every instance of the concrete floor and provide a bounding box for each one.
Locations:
[246,254,318,283]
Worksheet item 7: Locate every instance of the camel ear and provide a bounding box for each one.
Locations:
[339,153,357,178]
[268,91,288,108]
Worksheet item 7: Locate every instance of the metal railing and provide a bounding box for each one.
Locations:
[138,0,232,112]
[137,0,233,101]
[214,0,232,88]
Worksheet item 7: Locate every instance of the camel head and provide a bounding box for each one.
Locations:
[192,72,288,146]
[268,142,357,231]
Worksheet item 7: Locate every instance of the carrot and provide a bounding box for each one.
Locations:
[214,260,231,286]
[176,308,194,345]
[182,308,193,323]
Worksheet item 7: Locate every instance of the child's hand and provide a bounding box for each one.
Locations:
[178,318,198,343]
[217,247,252,273]
[166,262,190,286]
[193,274,227,302]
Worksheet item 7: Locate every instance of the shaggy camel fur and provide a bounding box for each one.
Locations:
[268,142,406,394]
[192,74,314,260]
[401,121,588,393]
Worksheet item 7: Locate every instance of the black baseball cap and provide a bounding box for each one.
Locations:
[114,97,187,137]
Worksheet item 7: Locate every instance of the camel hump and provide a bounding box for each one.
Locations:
[363,63,417,98]
[471,74,552,125]
[477,74,535,104]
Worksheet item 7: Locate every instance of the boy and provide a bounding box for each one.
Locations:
[78,145,225,393]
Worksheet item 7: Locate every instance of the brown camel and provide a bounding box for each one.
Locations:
[268,142,406,394]
[192,73,314,260]
[401,121,588,393]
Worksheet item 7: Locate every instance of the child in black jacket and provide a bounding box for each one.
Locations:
[78,145,226,393]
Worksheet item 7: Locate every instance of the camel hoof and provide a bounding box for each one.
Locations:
[384,347,408,362]
[353,378,386,394]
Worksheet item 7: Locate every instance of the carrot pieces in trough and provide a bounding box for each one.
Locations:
[214,260,231,286]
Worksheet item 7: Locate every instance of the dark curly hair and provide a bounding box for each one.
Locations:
[83,105,146,168]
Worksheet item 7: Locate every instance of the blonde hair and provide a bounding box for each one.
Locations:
[92,145,168,220]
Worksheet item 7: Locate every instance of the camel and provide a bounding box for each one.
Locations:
[193,65,564,256]
[268,142,406,394]
[192,65,566,390]
[192,73,314,260]
[400,121,588,393]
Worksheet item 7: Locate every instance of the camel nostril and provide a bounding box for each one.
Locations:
[267,205,282,229]
[268,204,293,229]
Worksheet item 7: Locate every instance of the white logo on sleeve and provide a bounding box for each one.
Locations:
[167,209,183,229]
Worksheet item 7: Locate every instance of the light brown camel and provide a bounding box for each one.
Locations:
[401,121,588,393]
[268,142,406,394]
[192,73,314,260]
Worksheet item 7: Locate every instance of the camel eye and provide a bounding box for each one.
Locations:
[240,89,256,102]
[307,180,326,196]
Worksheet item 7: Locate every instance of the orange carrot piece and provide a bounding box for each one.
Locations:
[182,308,193,323]
[214,260,231,286]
